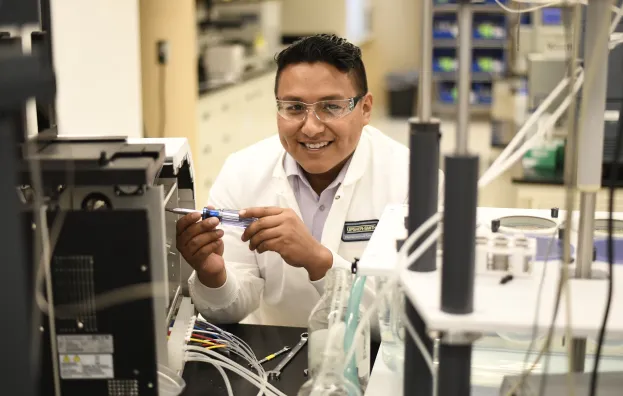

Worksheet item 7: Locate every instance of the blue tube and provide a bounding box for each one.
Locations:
[343,275,367,391]
[202,208,258,228]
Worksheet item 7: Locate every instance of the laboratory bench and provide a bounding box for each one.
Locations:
[511,168,623,211]
[365,342,623,396]
[181,323,380,396]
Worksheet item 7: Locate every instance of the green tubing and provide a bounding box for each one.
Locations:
[343,275,367,391]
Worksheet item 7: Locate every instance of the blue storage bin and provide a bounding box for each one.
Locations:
[438,82,493,105]
[433,48,457,72]
[473,14,506,40]
[472,49,505,74]
[474,84,493,104]
[438,82,480,104]
[433,16,457,39]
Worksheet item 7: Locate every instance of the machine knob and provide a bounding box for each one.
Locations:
[491,219,501,233]
[551,207,559,218]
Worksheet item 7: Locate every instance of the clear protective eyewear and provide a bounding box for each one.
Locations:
[276,95,365,122]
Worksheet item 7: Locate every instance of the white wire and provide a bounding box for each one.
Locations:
[479,72,585,188]
[402,313,435,374]
[484,0,623,188]
[184,347,287,396]
[496,0,561,13]
[505,0,622,15]
[185,354,275,396]
[187,354,234,396]
[342,227,440,372]
[191,329,225,338]
[397,212,443,267]
[486,68,580,173]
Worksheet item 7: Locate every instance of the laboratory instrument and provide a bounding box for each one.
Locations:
[166,207,258,228]
[266,332,308,381]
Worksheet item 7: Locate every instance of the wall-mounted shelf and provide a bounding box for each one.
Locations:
[433,71,501,82]
[433,3,507,13]
[433,38,507,49]
[432,0,510,117]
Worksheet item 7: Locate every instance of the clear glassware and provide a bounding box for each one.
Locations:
[376,278,405,372]
[297,349,362,396]
[303,267,370,394]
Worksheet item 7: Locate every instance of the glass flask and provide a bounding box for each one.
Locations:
[303,267,370,394]
[297,345,362,396]
[376,278,405,372]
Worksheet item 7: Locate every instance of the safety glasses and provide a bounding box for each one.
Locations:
[276,95,365,122]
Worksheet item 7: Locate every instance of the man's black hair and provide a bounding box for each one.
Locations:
[274,34,368,97]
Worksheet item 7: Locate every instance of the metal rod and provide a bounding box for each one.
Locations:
[569,0,613,373]
[403,299,434,396]
[456,1,472,155]
[418,0,433,121]
[560,2,582,376]
[576,193,597,281]
[570,192,597,372]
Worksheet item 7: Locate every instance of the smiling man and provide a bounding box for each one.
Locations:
[176,34,444,328]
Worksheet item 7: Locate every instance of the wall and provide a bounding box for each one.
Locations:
[362,0,421,117]
[139,0,198,157]
[50,0,143,138]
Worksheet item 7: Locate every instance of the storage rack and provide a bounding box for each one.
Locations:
[432,0,510,115]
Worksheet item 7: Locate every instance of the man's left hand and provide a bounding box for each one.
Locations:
[240,207,332,280]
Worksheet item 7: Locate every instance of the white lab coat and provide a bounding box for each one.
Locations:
[189,125,444,331]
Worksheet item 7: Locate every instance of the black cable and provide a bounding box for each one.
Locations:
[588,101,622,396]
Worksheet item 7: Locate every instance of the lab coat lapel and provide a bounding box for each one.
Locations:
[272,152,303,218]
[321,132,370,253]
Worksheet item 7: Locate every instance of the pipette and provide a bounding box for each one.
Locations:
[166,207,257,228]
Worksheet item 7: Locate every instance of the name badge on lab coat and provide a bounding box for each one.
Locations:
[341,220,379,242]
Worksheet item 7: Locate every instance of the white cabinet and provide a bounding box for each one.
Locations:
[281,0,372,45]
[195,72,277,207]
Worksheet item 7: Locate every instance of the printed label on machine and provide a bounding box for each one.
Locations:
[59,354,114,379]
[57,335,114,354]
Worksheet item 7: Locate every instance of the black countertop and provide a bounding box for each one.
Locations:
[181,324,380,396]
[198,65,276,96]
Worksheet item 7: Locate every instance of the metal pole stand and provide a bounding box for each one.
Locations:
[438,333,481,396]
[403,1,439,395]
[404,299,435,396]
[570,0,612,372]
[437,1,478,395]
[407,118,441,272]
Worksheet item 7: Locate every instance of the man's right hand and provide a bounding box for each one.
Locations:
[176,209,226,288]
